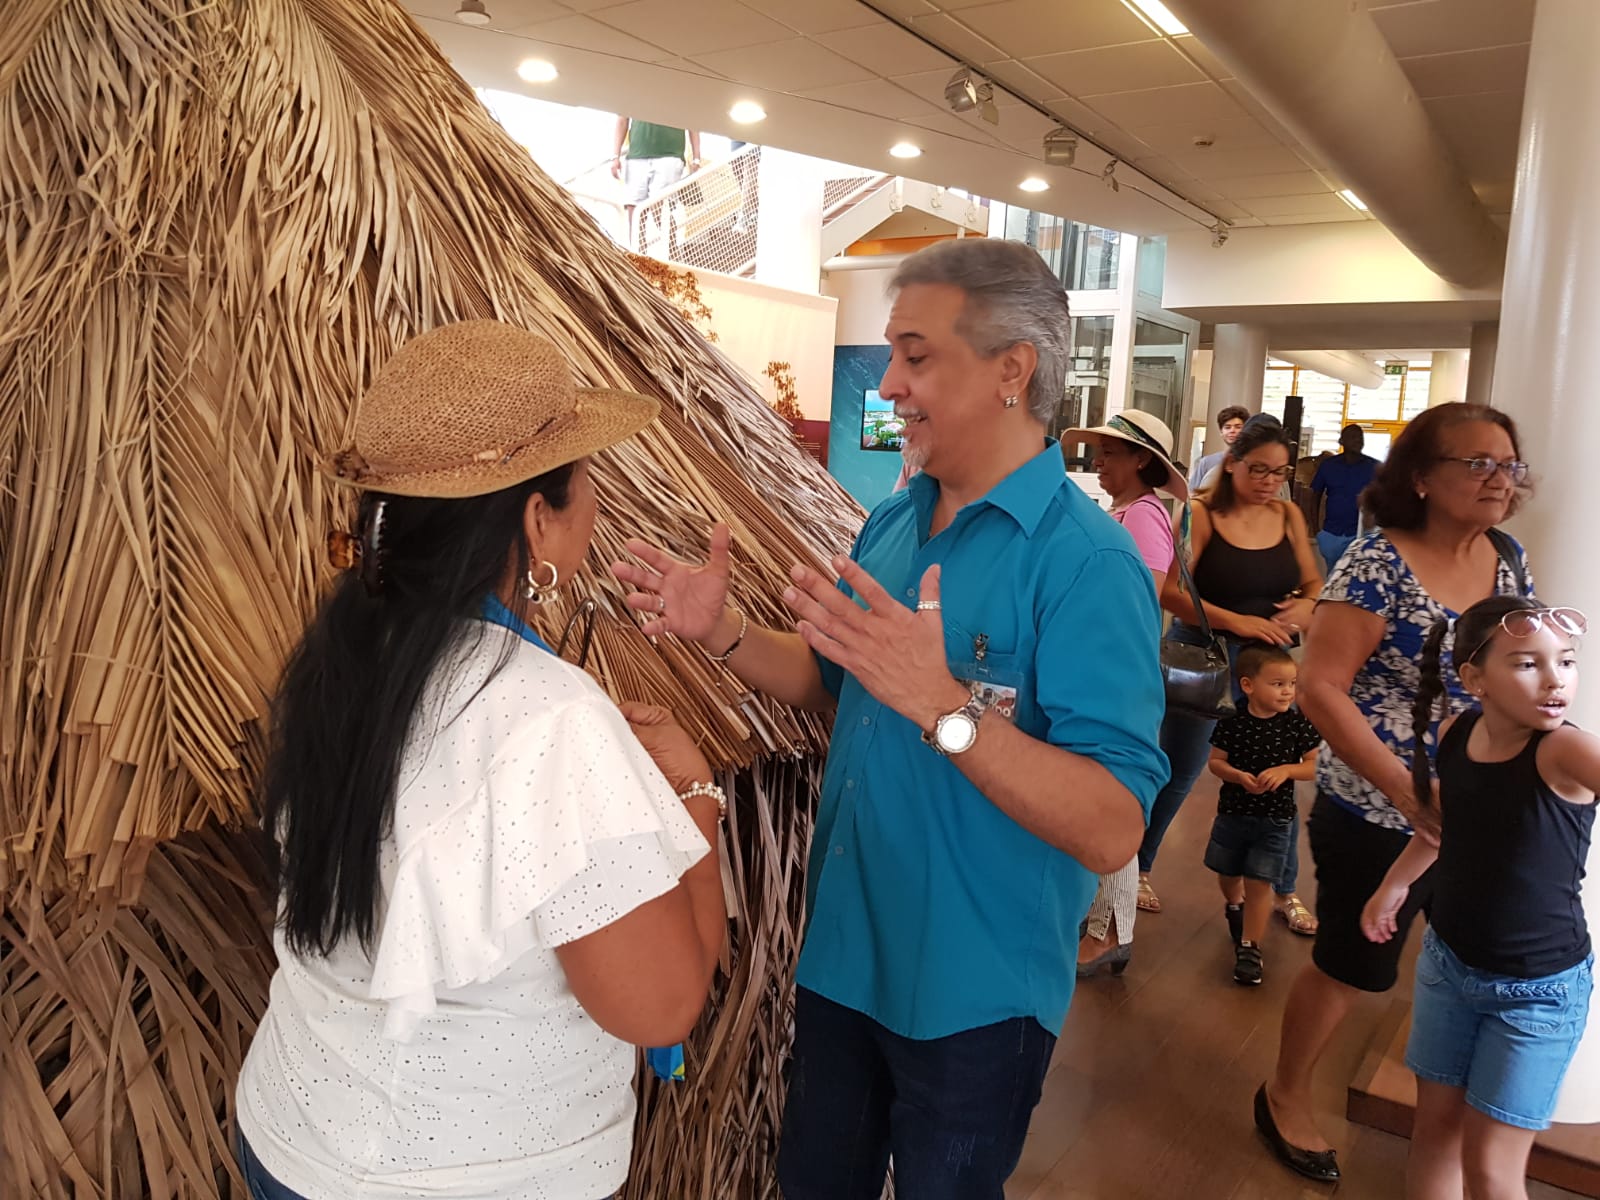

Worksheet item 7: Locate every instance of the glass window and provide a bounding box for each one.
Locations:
[1347,373,1404,422]
[1261,366,1296,419]
[1063,222,1121,291]
[1131,318,1188,439]
[1050,315,1115,471]
[1402,367,1431,418]
[1136,236,1166,299]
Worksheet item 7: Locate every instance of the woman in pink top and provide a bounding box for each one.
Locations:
[1066,410,1188,976]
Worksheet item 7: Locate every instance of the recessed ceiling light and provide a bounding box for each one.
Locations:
[1122,0,1187,36]
[455,0,491,26]
[1338,188,1369,211]
[516,58,558,83]
[889,142,922,159]
[1019,177,1049,193]
[729,100,766,125]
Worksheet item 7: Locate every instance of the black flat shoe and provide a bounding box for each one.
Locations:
[1253,1084,1340,1182]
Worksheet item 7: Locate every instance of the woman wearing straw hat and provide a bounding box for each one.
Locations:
[1063,410,1188,977]
[234,321,726,1200]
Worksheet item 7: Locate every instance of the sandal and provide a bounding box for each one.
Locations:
[1276,894,1317,936]
[1137,874,1161,913]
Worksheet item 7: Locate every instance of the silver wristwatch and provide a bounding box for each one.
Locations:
[923,692,988,756]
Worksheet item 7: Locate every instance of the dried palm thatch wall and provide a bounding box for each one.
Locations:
[0,1,863,1195]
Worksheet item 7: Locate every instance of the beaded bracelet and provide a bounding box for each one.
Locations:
[680,781,727,822]
[706,607,748,664]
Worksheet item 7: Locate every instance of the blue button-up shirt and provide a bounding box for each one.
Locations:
[796,440,1168,1040]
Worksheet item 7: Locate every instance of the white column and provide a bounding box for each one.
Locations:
[1465,321,1498,406]
[1490,0,1600,1124]
[1428,350,1469,407]
[1204,323,1267,453]
[754,149,823,293]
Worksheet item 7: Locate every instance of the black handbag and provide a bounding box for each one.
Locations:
[1159,525,1235,720]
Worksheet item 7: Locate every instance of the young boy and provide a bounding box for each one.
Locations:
[1205,646,1322,986]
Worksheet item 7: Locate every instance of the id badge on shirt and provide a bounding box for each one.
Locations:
[953,632,1021,725]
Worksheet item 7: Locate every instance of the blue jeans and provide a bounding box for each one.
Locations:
[1318,530,1356,576]
[1204,812,1293,883]
[1142,643,1302,894]
[777,987,1055,1200]
[1407,927,1593,1130]
[236,1135,309,1200]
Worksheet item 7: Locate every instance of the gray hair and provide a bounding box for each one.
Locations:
[888,239,1070,424]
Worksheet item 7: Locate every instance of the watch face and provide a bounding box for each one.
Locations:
[936,711,978,755]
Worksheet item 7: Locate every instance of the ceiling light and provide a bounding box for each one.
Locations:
[1338,188,1369,211]
[1019,177,1049,193]
[1122,0,1188,36]
[1211,220,1230,248]
[516,58,558,83]
[455,0,491,25]
[945,68,980,113]
[977,82,1000,126]
[889,142,922,159]
[1043,127,1077,167]
[1102,158,1121,193]
[729,100,766,125]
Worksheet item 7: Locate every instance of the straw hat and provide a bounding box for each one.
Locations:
[323,321,659,498]
[1064,409,1188,502]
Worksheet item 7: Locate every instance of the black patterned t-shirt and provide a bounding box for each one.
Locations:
[1210,708,1323,820]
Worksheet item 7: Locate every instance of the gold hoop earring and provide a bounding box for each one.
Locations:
[524,560,559,604]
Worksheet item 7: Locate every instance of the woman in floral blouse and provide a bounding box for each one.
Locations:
[1253,403,1534,1183]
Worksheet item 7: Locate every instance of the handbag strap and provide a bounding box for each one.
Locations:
[1175,501,1220,645]
[1486,527,1530,598]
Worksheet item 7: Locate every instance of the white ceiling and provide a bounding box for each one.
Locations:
[408,0,1532,236]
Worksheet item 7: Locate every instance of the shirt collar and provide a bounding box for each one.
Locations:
[909,439,1065,538]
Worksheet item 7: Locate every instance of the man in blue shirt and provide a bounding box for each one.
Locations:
[1189,403,1249,490]
[613,239,1166,1198]
[1311,424,1379,573]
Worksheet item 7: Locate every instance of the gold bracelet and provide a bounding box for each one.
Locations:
[706,607,748,664]
[679,781,727,822]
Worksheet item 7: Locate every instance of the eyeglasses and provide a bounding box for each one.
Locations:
[1499,607,1587,640]
[1244,463,1294,481]
[1439,456,1529,484]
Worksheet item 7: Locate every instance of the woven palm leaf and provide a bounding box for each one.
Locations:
[0,0,863,1195]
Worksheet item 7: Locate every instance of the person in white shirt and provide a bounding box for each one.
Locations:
[234,321,727,1200]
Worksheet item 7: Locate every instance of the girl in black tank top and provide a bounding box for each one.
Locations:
[1361,596,1597,1180]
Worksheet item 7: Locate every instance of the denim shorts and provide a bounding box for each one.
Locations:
[1203,812,1293,883]
[1406,927,1594,1130]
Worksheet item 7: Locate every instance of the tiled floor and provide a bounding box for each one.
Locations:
[1006,778,1584,1200]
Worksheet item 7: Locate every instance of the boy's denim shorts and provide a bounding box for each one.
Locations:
[1203,812,1293,883]
[1406,926,1593,1130]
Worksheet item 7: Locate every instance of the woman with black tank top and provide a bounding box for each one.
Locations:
[1137,416,1323,918]
[1362,595,1595,1197]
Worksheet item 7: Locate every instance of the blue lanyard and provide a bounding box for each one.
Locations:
[479,592,687,1083]
[480,594,557,655]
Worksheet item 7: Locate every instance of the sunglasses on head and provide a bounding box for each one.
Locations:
[1497,607,1587,640]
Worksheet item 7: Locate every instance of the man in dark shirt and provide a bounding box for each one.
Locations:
[1311,424,1379,573]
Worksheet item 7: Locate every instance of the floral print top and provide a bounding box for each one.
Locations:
[1317,529,1533,830]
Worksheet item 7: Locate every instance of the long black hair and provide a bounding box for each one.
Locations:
[266,464,575,957]
[1411,594,1542,811]
[1205,416,1293,515]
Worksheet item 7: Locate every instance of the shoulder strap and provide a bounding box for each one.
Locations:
[1486,528,1530,597]
[1175,501,1219,644]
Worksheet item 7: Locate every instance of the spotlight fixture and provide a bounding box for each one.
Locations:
[889,141,922,159]
[516,58,558,83]
[1101,158,1120,193]
[1211,220,1230,248]
[1042,127,1077,167]
[455,0,491,25]
[729,100,766,125]
[977,81,999,126]
[945,68,980,113]
[1019,177,1050,193]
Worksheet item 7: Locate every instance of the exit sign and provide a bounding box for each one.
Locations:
[1384,363,1407,376]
